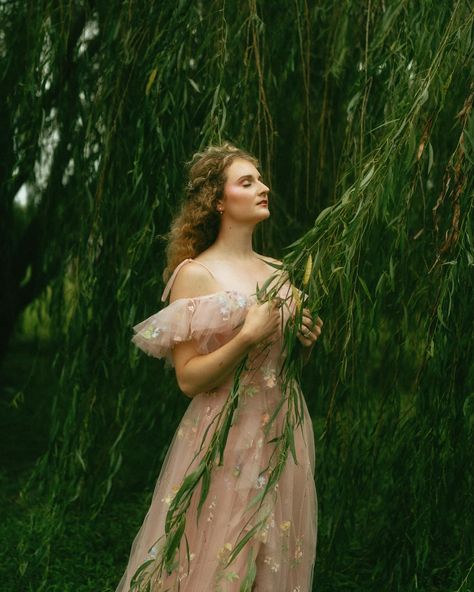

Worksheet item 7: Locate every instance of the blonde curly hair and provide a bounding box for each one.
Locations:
[162,141,260,283]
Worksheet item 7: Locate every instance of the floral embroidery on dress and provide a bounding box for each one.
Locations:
[263,555,280,573]
[217,294,231,320]
[241,384,259,400]
[280,520,291,532]
[216,541,233,563]
[279,519,291,553]
[232,464,241,477]
[261,362,277,388]
[180,413,200,439]
[292,536,304,567]
[234,293,248,308]
[140,324,162,339]
[207,496,217,522]
[215,542,241,592]
[161,483,180,505]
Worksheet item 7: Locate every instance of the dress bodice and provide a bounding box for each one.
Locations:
[132,258,296,368]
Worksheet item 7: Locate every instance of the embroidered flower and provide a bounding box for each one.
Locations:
[217,295,231,320]
[280,520,291,532]
[141,325,161,339]
[232,464,241,477]
[262,364,277,388]
[235,294,248,309]
[255,474,266,489]
[161,483,180,505]
[294,537,304,563]
[207,497,217,522]
[217,542,233,562]
[263,555,280,572]
[242,385,259,399]
[182,414,200,434]
[260,412,270,427]
[224,571,240,582]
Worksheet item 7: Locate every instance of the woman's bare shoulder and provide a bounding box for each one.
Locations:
[169,261,220,302]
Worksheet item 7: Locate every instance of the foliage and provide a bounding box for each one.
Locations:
[0,0,472,590]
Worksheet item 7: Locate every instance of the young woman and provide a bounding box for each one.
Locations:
[116,142,323,592]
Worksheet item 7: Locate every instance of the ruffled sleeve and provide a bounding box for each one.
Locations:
[131,292,250,368]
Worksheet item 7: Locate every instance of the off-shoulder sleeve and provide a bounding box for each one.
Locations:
[131,293,248,367]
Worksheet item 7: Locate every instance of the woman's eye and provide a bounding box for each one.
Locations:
[243,182,251,187]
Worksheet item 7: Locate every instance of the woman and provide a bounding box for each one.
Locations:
[116,142,323,591]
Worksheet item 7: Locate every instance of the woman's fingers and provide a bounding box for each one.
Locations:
[274,296,284,308]
[301,310,323,331]
[297,312,324,344]
[297,330,315,347]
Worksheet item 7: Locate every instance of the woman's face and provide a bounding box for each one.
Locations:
[219,158,270,223]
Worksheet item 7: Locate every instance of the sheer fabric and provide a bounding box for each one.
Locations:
[116,260,318,592]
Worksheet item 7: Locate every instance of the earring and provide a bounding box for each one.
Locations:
[218,209,223,215]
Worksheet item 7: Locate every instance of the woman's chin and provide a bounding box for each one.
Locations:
[235,210,270,225]
[254,211,270,224]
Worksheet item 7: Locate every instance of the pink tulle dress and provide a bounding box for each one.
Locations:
[116,258,318,592]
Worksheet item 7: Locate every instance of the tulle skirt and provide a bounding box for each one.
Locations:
[115,382,317,592]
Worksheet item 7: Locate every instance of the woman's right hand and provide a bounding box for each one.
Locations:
[239,298,282,347]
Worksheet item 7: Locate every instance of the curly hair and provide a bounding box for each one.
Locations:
[162,141,260,283]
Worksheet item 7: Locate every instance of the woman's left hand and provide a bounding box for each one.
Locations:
[297,308,323,347]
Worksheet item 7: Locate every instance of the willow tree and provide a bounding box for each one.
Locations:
[2,0,472,590]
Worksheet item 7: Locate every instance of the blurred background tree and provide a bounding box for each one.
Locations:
[0,0,472,590]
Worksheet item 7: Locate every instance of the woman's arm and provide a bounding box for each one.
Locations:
[172,330,255,397]
[169,262,256,398]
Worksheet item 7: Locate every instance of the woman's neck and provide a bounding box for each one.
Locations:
[209,225,255,261]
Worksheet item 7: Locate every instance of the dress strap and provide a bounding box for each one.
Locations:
[160,258,217,302]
